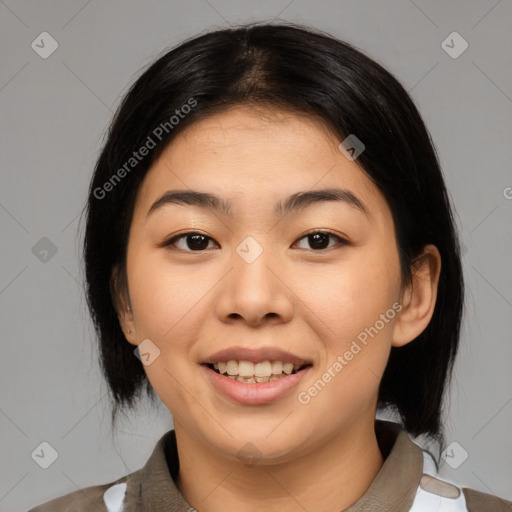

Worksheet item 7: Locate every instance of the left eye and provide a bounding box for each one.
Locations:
[294,231,348,250]
[164,233,218,251]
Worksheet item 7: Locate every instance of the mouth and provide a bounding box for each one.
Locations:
[204,360,312,384]
[200,347,313,404]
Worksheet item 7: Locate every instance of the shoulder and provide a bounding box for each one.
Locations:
[27,479,129,512]
[27,428,176,512]
[409,451,512,511]
[463,487,512,511]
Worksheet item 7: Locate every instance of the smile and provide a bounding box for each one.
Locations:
[202,360,312,405]
[207,360,310,383]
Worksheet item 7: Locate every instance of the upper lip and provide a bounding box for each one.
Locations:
[202,346,312,366]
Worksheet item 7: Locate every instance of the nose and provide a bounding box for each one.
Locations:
[214,243,294,327]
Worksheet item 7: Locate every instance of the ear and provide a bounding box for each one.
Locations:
[392,244,441,347]
[110,264,138,346]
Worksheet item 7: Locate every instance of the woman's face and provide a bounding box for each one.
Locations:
[122,106,404,462]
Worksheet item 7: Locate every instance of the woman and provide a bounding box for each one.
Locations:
[30,22,511,511]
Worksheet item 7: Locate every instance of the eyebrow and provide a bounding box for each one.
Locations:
[147,187,369,218]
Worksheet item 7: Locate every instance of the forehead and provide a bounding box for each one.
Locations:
[135,106,389,220]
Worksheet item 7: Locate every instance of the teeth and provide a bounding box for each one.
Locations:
[226,360,238,376]
[236,375,252,383]
[271,361,282,374]
[238,360,255,377]
[255,361,272,377]
[283,363,293,375]
[211,359,306,379]
[230,374,286,383]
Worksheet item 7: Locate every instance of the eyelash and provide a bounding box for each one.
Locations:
[161,230,349,252]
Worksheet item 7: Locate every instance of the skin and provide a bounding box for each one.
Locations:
[115,105,441,511]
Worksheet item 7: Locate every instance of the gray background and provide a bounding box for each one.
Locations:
[1,1,511,510]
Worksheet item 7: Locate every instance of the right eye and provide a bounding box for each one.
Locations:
[162,232,219,252]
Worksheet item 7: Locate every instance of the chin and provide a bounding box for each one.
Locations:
[206,423,310,464]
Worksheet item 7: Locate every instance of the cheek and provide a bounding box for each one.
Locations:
[301,252,400,342]
[298,283,397,420]
[294,246,401,405]
[125,249,212,415]
[127,246,212,340]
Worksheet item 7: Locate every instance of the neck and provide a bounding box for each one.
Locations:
[173,417,384,512]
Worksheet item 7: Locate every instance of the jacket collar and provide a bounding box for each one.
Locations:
[345,420,424,510]
[125,419,424,511]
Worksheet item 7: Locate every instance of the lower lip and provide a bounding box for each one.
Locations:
[201,365,311,405]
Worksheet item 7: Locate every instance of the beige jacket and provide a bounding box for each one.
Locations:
[28,420,511,511]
